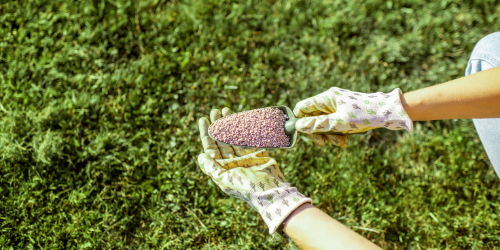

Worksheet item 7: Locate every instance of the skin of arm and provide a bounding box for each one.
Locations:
[401,66,500,121]
[283,203,382,250]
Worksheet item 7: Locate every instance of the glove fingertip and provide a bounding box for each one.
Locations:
[221,107,233,117]
[341,136,349,148]
[292,107,303,118]
[210,109,222,123]
[295,117,316,133]
[309,134,326,147]
[325,134,349,148]
[199,116,210,129]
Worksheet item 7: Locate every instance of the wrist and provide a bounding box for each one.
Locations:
[283,203,315,234]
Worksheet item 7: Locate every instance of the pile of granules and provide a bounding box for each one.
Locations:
[209,108,290,147]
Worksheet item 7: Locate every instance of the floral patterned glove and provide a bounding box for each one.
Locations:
[294,87,413,141]
[198,107,312,234]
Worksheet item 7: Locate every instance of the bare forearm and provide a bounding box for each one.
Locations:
[401,66,500,121]
[283,203,382,250]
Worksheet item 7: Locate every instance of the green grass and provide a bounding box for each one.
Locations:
[1,0,500,249]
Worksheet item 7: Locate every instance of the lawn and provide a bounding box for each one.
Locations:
[1,0,500,249]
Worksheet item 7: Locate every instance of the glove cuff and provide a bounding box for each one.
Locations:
[373,88,413,132]
[253,185,312,234]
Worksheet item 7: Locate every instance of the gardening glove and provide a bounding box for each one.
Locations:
[294,87,413,146]
[198,107,312,234]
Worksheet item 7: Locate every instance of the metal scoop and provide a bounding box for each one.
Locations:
[208,105,371,149]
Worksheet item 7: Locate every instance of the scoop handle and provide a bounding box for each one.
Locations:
[284,117,372,136]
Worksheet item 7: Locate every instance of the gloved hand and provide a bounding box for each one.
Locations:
[293,87,413,147]
[197,107,312,234]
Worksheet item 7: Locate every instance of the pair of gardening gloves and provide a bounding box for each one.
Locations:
[197,88,413,234]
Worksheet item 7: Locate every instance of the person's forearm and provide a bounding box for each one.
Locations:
[401,66,500,121]
[283,203,382,250]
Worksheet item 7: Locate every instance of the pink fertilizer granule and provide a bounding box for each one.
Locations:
[209,108,290,147]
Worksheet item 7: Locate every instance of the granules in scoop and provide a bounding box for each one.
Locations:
[209,108,290,147]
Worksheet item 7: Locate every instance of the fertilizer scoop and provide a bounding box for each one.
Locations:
[208,106,371,149]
